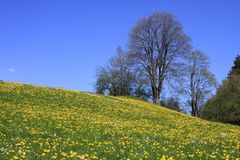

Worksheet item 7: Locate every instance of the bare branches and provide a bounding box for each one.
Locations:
[181,50,217,116]
[129,12,191,104]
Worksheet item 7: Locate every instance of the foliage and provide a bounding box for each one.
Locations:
[201,55,240,125]
[228,54,240,78]
[201,75,240,125]
[1,81,240,159]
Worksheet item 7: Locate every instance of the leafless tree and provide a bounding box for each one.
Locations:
[95,47,133,96]
[95,47,150,99]
[128,12,191,104]
[182,50,217,117]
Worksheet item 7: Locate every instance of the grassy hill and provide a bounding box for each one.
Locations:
[0,81,240,160]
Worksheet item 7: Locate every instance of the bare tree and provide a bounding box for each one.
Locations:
[128,12,190,104]
[95,47,134,96]
[95,47,150,99]
[182,50,217,117]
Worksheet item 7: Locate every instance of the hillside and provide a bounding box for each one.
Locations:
[0,81,240,159]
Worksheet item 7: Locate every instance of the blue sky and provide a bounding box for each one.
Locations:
[1,0,240,92]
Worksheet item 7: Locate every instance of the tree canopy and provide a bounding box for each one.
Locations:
[201,55,240,125]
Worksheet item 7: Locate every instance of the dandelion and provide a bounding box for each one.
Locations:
[51,155,57,159]
[61,152,68,157]
[17,150,22,154]
[44,149,50,153]
[77,155,85,159]
[69,150,77,157]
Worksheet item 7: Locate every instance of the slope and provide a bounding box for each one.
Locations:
[0,81,239,159]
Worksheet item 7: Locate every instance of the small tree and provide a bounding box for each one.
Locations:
[95,47,150,99]
[181,50,217,117]
[160,97,182,112]
[95,47,134,96]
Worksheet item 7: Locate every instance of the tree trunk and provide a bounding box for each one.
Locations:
[155,95,160,105]
[152,85,160,105]
[191,102,198,117]
[152,87,157,104]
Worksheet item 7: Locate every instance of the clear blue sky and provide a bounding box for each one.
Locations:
[1,0,240,92]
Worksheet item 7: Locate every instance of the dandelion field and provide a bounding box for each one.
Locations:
[0,81,240,159]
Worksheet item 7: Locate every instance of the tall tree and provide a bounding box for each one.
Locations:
[128,12,190,104]
[182,50,216,117]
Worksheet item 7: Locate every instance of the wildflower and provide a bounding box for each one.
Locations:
[52,155,57,159]
[77,155,85,159]
[160,155,166,160]
[61,152,68,157]
[18,150,22,154]
[70,150,77,157]
[44,149,50,153]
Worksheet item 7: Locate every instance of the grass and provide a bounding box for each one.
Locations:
[0,81,240,160]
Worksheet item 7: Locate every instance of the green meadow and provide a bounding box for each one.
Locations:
[0,81,240,159]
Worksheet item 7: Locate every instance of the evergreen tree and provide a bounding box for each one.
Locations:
[201,55,240,125]
[228,55,240,77]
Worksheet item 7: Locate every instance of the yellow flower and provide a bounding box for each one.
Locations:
[77,155,85,159]
[44,149,51,153]
[90,155,98,159]
[160,155,166,160]
[168,156,174,160]
[70,150,77,157]
[52,155,57,159]
[61,152,68,157]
